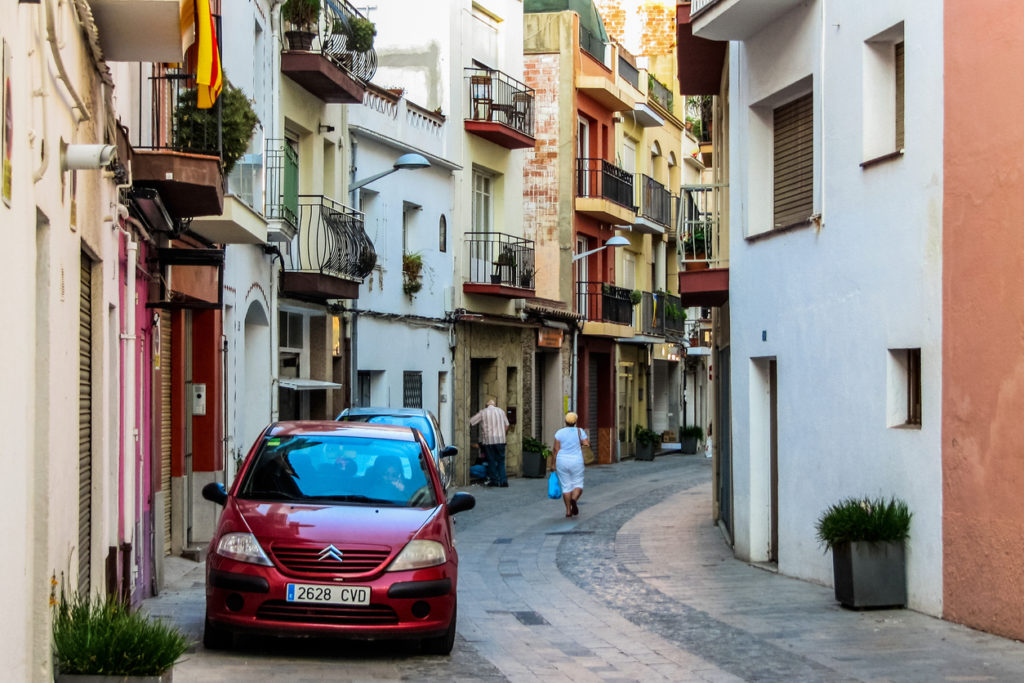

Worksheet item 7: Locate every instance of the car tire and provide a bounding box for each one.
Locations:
[203,616,234,650]
[421,602,456,656]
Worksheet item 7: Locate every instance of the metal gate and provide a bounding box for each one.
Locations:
[78,253,93,594]
[587,360,599,457]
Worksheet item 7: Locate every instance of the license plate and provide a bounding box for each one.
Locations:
[286,583,370,605]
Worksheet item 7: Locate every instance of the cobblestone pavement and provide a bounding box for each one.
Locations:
[144,453,1024,682]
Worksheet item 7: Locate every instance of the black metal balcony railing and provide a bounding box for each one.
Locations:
[286,195,375,279]
[638,291,686,338]
[265,139,298,229]
[648,73,673,112]
[137,69,221,157]
[577,158,635,210]
[579,23,606,62]
[465,232,536,289]
[578,282,633,326]
[465,68,535,138]
[636,174,672,227]
[678,184,725,267]
[286,0,377,83]
[618,56,640,90]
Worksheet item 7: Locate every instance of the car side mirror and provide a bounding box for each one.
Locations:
[202,482,227,506]
[441,445,458,459]
[447,491,475,515]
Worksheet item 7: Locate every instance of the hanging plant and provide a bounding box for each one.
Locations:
[402,251,424,296]
[173,79,260,174]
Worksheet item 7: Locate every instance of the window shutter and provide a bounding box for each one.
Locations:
[403,371,423,408]
[773,93,813,228]
[895,41,905,150]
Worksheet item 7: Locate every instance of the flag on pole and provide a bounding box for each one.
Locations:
[194,0,222,109]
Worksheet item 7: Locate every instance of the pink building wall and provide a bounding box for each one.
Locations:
[943,0,1024,641]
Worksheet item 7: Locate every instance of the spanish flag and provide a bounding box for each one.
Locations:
[181,0,222,108]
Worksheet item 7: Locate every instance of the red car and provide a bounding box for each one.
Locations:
[201,421,475,654]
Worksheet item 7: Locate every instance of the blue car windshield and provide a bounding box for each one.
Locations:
[341,415,436,450]
[237,434,437,507]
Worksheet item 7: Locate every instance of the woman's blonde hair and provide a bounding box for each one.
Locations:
[564,412,578,425]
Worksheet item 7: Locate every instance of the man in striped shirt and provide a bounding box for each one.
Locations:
[470,398,510,487]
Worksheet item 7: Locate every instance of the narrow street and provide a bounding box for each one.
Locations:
[145,453,1024,682]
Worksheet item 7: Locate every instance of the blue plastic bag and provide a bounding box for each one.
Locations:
[547,472,561,499]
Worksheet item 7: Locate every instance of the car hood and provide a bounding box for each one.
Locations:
[232,499,439,549]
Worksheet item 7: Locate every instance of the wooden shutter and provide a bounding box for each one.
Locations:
[773,93,813,228]
[895,41,905,150]
[78,253,93,594]
[160,311,172,556]
[587,361,599,456]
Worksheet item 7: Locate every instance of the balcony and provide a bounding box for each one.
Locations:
[462,233,536,299]
[689,0,806,41]
[89,0,183,62]
[677,183,729,307]
[264,140,299,243]
[577,282,634,338]
[279,195,375,302]
[465,68,536,150]
[191,152,269,244]
[576,158,636,225]
[635,291,687,341]
[632,174,673,235]
[675,2,727,96]
[281,0,377,103]
[131,70,223,220]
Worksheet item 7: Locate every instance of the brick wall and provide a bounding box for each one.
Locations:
[594,0,676,58]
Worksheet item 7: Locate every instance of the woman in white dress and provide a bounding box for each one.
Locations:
[550,412,589,517]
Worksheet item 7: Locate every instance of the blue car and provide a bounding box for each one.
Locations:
[336,407,458,488]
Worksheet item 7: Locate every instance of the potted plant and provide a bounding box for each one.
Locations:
[173,79,260,174]
[282,0,320,50]
[634,424,659,461]
[816,496,912,609]
[519,265,535,289]
[521,436,551,478]
[682,227,712,268]
[492,246,517,284]
[629,289,643,306]
[52,590,189,682]
[681,424,703,454]
[333,15,376,53]
[402,251,423,296]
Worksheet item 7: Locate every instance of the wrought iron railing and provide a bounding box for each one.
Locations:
[265,139,298,230]
[136,68,221,158]
[465,68,535,139]
[285,195,375,280]
[465,232,536,289]
[579,23,607,63]
[577,282,633,325]
[636,174,672,227]
[283,0,377,83]
[678,183,726,268]
[618,55,640,90]
[577,158,635,211]
[638,291,686,338]
[648,73,673,112]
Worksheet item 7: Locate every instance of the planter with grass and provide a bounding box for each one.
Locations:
[521,436,551,478]
[53,591,189,682]
[681,425,704,454]
[634,425,659,461]
[816,496,912,609]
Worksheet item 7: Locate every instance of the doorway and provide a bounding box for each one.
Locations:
[750,357,778,563]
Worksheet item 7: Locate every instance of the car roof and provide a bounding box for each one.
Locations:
[338,407,434,419]
[265,420,418,441]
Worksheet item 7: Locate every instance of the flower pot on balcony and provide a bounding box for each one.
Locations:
[490,273,502,284]
[285,30,316,51]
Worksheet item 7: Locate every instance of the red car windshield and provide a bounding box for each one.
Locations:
[237,434,437,507]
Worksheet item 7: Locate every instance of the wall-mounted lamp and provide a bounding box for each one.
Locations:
[318,123,335,133]
[61,142,116,171]
[350,153,431,191]
[572,234,629,262]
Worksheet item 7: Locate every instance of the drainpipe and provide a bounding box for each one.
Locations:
[118,217,138,555]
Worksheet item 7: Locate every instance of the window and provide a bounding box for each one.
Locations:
[623,252,636,290]
[862,24,905,164]
[472,171,492,233]
[773,93,813,228]
[279,311,303,350]
[887,348,921,428]
[357,371,371,407]
[403,371,423,408]
[402,201,421,254]
[439,214,447,252]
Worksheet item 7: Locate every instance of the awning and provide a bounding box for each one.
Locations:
[279,378,343,391]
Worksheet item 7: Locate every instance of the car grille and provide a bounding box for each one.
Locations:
[271,545,391,576]
[257,600,398,625]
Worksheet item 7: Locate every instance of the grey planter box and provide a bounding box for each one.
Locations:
[521,449,546,478]
[681,436,698,454]
[56,672,173,682]
[832,540,906,609]
[636,442,655,461]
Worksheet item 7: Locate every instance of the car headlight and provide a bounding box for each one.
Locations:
[387,540,446,572]
[216,532,273,566]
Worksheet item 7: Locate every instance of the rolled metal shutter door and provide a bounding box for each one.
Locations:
[160,311,172,556]
[78,253,93,594]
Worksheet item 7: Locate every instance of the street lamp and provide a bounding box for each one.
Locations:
[350,153,431,191]
[572,234,630,262]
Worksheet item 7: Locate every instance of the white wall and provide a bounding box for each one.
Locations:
[727,0,944,615]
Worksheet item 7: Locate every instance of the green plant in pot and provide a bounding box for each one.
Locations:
[52,590,189,680]
[334,15,376,52]
[402,251,424,296]
[681,424,703,454]
[629,289,643,306]
[173,79,260,174]
[282,0,320,50]
[521,436,552,478]
[816,496,912,609]
[634,424,659,461]
[682,227,711,258]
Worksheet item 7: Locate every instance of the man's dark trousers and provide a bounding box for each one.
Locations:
[483,443,507,486]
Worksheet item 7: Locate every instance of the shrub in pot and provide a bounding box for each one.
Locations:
[634,424,659,461]
[816,496,912,609]
[282,0,320,49]
[681,424,703,454]
[173,79,260,174]
[52,590,189,681]
[521,436,551,478]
